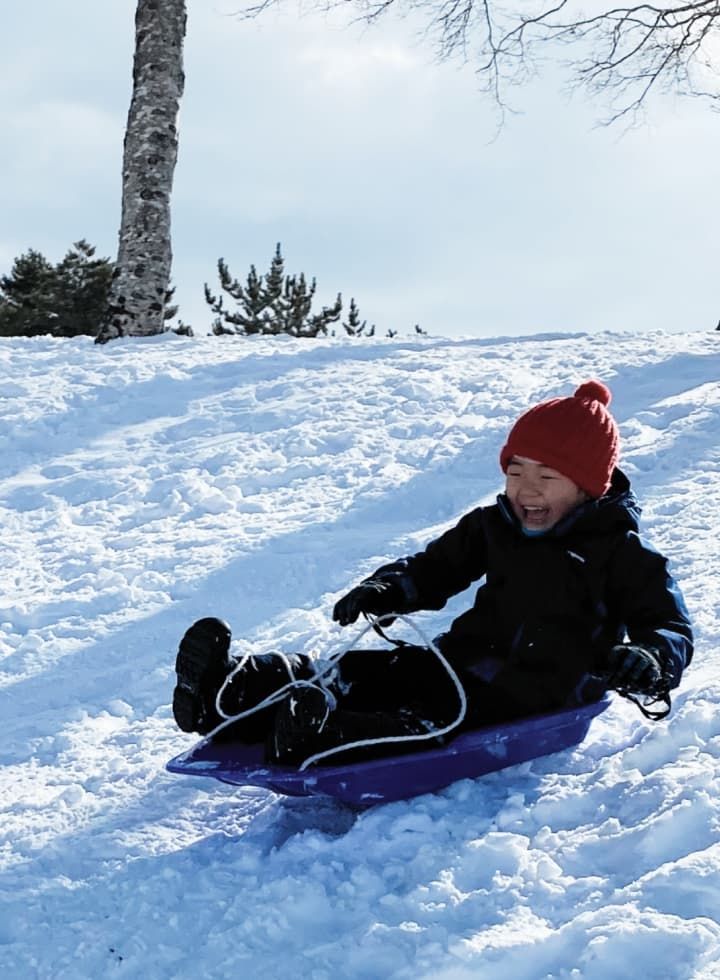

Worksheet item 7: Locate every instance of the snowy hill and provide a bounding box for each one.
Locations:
[1,329,719,979]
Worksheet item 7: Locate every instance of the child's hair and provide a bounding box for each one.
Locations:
[499,380,620,497]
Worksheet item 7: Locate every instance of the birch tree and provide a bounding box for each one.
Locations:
[96,0,186,344]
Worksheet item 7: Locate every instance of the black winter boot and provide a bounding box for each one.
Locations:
[214,652,316,743]
[266,687,443,767]
[173,617,233,734]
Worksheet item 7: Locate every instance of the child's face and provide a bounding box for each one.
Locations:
[505,456,588,532]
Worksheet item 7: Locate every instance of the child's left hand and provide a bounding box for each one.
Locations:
[605,643,664,695]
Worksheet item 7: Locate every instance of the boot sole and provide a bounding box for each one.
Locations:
[172,620,231,733]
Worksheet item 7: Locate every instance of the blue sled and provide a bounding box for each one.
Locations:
[166,696,611,807]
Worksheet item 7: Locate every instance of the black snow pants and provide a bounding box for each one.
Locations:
[217,644,530,753]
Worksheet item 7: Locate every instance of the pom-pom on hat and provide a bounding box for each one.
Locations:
[499,380,620,498]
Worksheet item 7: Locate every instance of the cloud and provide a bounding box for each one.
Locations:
[298,39,419,85]
[1,101,119,182]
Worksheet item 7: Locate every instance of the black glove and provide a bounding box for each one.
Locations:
[605,644,664,696]
[332,577,404,626]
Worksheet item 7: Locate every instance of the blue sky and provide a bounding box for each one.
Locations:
[1,0,718,337]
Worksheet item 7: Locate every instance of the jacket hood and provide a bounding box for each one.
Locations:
[497,467,641,538]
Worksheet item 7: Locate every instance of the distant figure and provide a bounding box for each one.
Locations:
[171,381,693,767]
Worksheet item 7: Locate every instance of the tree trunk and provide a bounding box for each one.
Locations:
[96,0,186,344]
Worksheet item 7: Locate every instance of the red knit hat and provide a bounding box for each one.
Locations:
[499,380,620,498]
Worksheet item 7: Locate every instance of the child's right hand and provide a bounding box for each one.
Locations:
[332,578,403,626]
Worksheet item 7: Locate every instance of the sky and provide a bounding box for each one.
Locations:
[1,0,719,338]
[1,327,719,976]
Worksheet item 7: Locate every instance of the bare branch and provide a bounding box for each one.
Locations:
[235,0,720,121]
[483,0,720,118]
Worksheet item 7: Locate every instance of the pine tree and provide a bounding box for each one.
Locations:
[205,258,269,334]
[0,242,113,338]
[305,290,342,338]
[205,244,343,338]
[0,250,55,337]
[0,240,180,339]
[342,298,375,337]
[52,241,115,337]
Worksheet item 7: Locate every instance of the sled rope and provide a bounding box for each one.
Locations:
[203,613,468,770]
[298,613,468,771]
[207,650,337,739]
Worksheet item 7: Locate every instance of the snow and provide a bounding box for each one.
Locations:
[1,328,719,979]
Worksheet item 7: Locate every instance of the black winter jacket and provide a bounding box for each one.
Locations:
[369,470,693,712]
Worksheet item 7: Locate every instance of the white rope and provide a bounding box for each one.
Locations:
[297,613,467,771]
[200,619,371,741]
[200,612,468,770]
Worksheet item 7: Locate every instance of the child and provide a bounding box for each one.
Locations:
[171,380,693,766]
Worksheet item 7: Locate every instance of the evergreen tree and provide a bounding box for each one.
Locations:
[205,244,343,338]
[52,241,115,337]
[205,257,271,335]
[342,298,375,337]
[0,241,113,338]
[0,240,181,338]
[0,250,55,337]
[263,243,285,310]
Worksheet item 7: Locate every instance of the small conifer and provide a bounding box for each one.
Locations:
[205,244,343,338]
